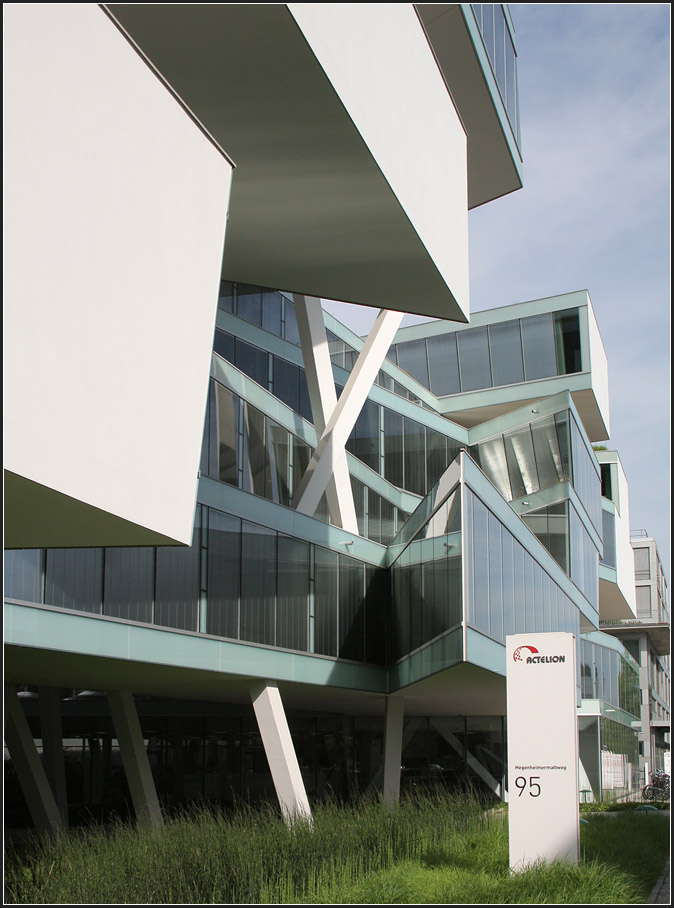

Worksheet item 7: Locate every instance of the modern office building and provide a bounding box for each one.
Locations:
[598,531,670,778]
[5,4,662,836]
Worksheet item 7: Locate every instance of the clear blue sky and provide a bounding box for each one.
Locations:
[324,4,671,578]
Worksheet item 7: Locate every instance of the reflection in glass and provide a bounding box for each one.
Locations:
[457,327,492,392]
[45,548,102,614]
[277,536,309,651]
[240,521,276,646]
[207,510,240,639]
[521,313,556,381]
[104,547,154,624]
[427,334,460,395]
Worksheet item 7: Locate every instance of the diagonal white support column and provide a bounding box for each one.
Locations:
[250,681,312,824]
[293,307,404,519]
[4,684,64,839]
[382,696,405,805]
[107,690,163,830]
[293,293,359,533]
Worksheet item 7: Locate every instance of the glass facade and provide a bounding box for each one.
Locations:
[388,308,582,397]
[472,410,571,503]
[214,334,462,500]
[470,4,520,148]
[202,378,409,544]
[4,507,389,667]
[580,637,640,717]
[464,488,582,643]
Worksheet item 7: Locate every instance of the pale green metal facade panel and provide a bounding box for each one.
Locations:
[4,601,389,692]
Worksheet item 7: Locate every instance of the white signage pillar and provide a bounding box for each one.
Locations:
[506,633,580,871]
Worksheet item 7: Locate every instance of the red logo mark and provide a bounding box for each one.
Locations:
[513,645,539,662]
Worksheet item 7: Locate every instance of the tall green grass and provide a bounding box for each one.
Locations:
[4,792,669,904]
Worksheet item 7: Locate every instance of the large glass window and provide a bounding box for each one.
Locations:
[314,547,338,657]
[554,309,582,375]
[601,510,616,568]
[521,313,557,381]
[4,549,42,603]
[396,339,429,389]
[488,319,524,387]
[403,418,426,496]
[44,548,102,614]
[104,547,154,624]
[155,515,200,632]
[427,334,460,396]
[338,555,365,662]
[457,327,492,392]
[276,536,309,652]
[214,382,239,486]
[240,522,276,646]
[207,510,241,639]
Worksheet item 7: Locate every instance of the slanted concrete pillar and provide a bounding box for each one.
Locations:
[38,686,69,825]
[107,690,163,830]
[382,696,405,805]
[250,681,312,823]
[4,684,63,839]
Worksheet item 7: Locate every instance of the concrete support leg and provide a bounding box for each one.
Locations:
[38,686,69,825]
[250,681,312,824]
[107,690,163,830]
[382,696,405,805]
[4,684,63,839]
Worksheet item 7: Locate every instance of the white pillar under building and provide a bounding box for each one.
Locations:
[4,684,64,839]
[107,689,164,830]
[250,681,312,824]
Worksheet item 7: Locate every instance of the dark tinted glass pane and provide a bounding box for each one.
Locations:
[272,356,299,412]
[218,281,234,312]
[365,566,388,664]
[384,409,404,488]
[155,513,199,631]
[215,383,239,486]
[292,437,312,503]
[104,547,154,623]
[488,320,523,386]
[213,329,235,363]
[314,547,338,656]
[521,313,557,380]
[427,334,460,396]
[396,339,429,389]
[45,548,102,614]
[284,298,300,345]
[403,418,426,496]
[235,338,268,387]
[426,431,448,488]
[240,522,276,646]
[4,549,42,602]
[349,399,380,472]
[268,422,290,506]
[236,284,262,326]
[457,327,492,391]
[339,555,364,661]
[276,536,309,651]
[601,509,616,568]
[554,309,581,375]
[207,510,240,639]
[242,404,267,497]
[298,368,313,422]
[261,291,282,336]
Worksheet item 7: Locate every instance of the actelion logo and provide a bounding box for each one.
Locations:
[513,644,565,665]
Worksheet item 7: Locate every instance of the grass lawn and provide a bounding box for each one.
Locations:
[4,793,670,904]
